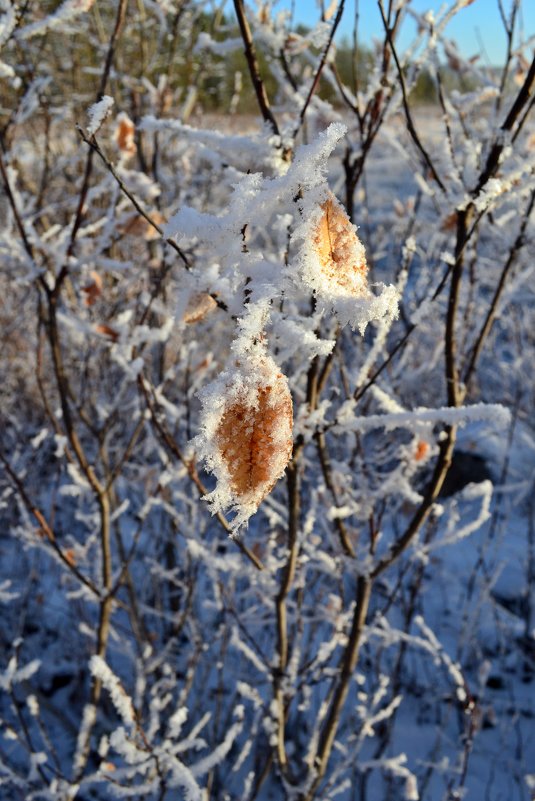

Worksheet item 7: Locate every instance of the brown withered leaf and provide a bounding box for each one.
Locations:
[447,52,462,72]
[313,194,367,294]
[114,112,136,158]
[118,211,165,241]
[215,370,293,509]
[82,270,103,306]
[183,292,217,324]
[441,211,458,232]
[95,323,119,342]
[414,441,430,462]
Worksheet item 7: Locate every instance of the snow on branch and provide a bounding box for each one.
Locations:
[89,655,135,728]
[194,31,243,56]
[86,96,114,137]
[334,401,511,434]
[140,115,282,171]
[0,0,16,80]
[419,480,493,554]
[164,123,348,246]
[163,122,398,330]
[0,654,40,691]
[17,0,95,39]
[0,579,17,603]
[358,754,419,800]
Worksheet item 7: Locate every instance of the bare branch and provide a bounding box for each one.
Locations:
[233,0,280,137]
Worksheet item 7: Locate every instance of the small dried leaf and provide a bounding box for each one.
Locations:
[447,52,461,72]
[414,440,430,462]
[159,85,173,115]
[216,375,293,507]
[299,189,398,332]
[144,210,165,241]
[118,211,165,240]
[114,112,136,158]
[313,194,367,296]
[393,198,406,218]
[95,323,119,342]
[441,211,458,232]
[81,270,103,306]
[183,292,217,324]
[194,356,211,373]
[259,4,270,24]
[198,354,294,530]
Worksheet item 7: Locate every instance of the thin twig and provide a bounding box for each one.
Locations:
[292,0,346,139]
[315,431,355,557]
[463,187,535,386]
[304,577,371,800]
[0,147,36,264]
[273,462,300,771]
[233,0,280,137]
[378,0,446,193]
[76,127,189,266]
[0,449,99,597]
[76,129,229,314]
[370,426,457,579]
[56,0,129,294]
[475,53,535,194]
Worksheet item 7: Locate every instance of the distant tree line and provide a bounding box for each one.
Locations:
[0,5,486,123]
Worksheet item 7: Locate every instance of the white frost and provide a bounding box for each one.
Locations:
[17,0,95,39]
[86,95,114,136]
[89,655,135,727]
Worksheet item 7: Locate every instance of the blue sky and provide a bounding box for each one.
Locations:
[274,0,535,64]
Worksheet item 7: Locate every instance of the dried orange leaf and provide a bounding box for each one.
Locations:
[414,440,430,462]
[81,270,103,306]
[441,211,458,232]
[196,353,293,531]
[118,211,165,240]
[95,323,119,342]
[215,376,293,505]
[312,193,368,296]
[298,189,398,331]
[183,292,217,324]
[144,211,165,241]
[114,112,136,158]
